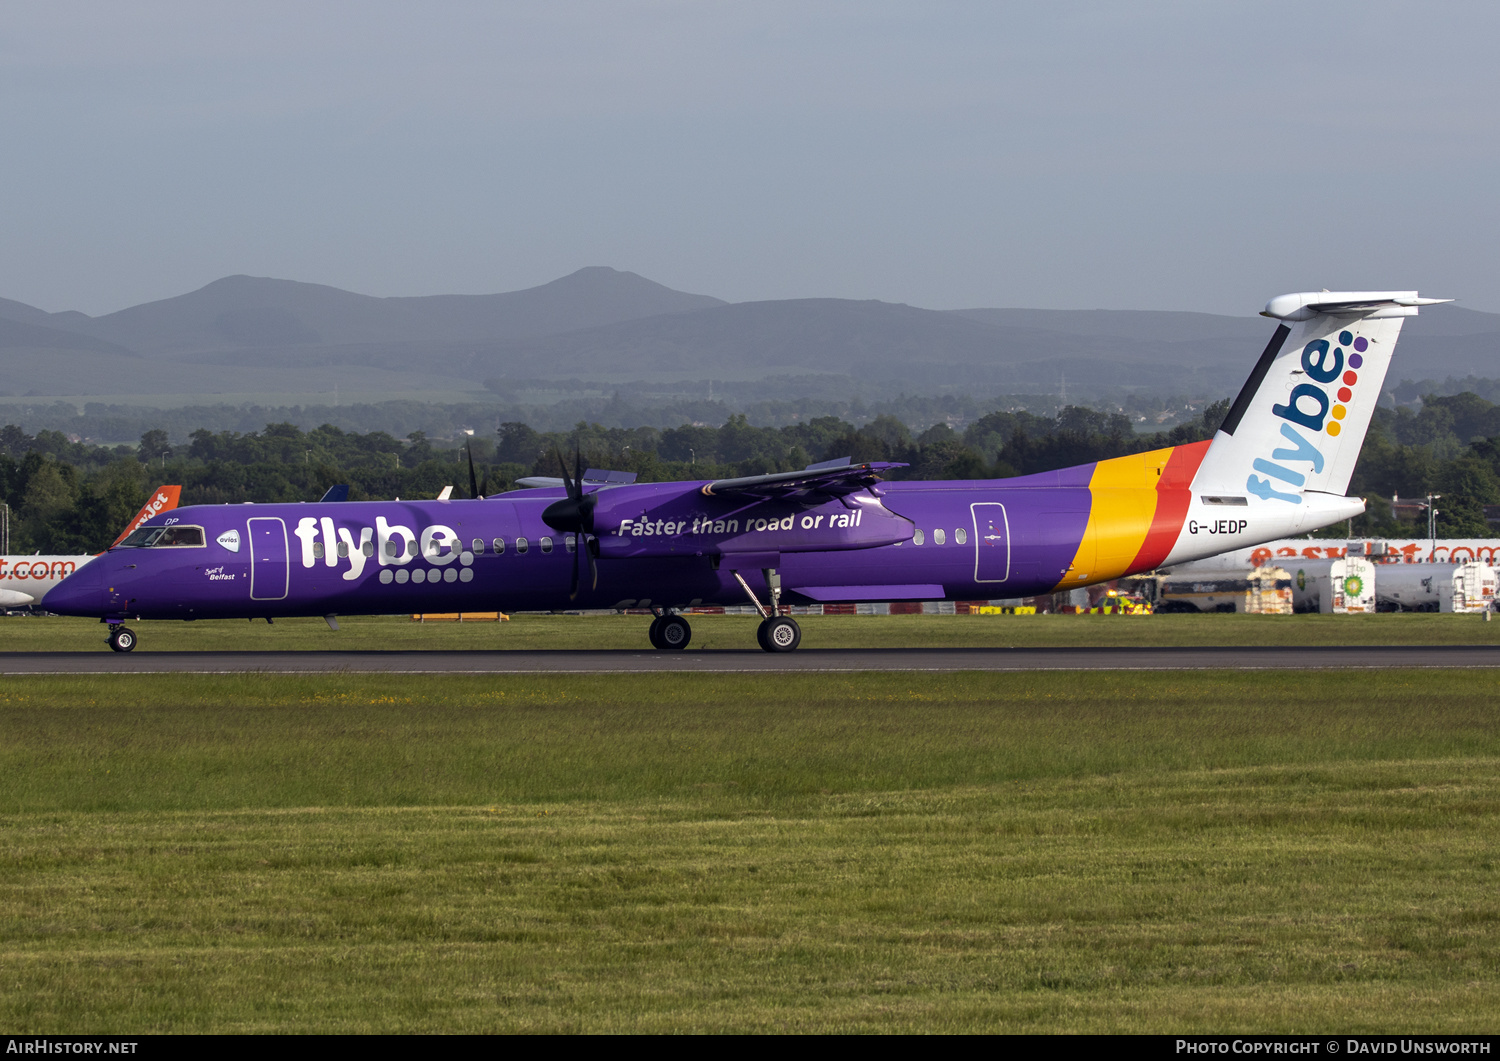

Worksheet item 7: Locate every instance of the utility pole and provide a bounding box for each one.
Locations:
[1426,493,1441,561]
[1,502,8,555]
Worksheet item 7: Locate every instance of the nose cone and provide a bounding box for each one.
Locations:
[41,558,103,616]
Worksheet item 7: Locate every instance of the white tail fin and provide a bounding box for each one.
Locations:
[1191,291,1449,502]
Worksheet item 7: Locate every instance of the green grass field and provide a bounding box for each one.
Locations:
[3,670,1499,1032]
[3,609,1500,652]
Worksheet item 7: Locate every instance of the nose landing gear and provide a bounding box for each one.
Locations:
[107,625,137,653]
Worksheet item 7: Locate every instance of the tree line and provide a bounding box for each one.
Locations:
[2,392,1497,554]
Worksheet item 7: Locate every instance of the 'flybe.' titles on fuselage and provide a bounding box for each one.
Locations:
[291,516,475,583]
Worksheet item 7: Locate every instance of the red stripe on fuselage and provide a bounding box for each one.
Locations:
[1128,440,1210,572]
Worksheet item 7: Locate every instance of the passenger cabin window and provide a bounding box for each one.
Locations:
[492,538,505,555]
[515,537,529,555]
[565,534,576,553]
[540,537,553,554]
[337,541,349,558]
[313,542,325,559]
[912,529,925,546]
[472,538,484,554]
[362,541,375,557]
[955,528,967,545]
[933,528,946,546]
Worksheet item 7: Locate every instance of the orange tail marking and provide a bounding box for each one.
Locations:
[1128,441,1210,572]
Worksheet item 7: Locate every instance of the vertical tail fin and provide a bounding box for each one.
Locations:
[1191,291,1450,501]
[110,485,182,547]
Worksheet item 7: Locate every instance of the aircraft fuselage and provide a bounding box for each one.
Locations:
[42,440,1348,623]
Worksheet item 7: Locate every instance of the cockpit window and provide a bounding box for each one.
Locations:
[115,525,205,548]
[117,528,165,548]
[157,526,205,547]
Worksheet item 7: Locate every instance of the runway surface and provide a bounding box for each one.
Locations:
[3,645,1500,674]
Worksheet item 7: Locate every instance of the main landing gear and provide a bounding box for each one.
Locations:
[756,615,801,652]
[737,565,800,653]
[648,612,692,650]
[106,625,137,653]
[645,567,804,653]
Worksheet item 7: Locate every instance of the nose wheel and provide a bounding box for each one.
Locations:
[648,613,692,650]
[107,626,137,653]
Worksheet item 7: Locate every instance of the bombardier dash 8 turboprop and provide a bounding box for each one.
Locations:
[43,291,1445,652]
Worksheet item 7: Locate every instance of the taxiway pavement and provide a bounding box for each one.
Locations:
[2,645,1499,674]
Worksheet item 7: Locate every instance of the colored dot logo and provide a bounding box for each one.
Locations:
[1327,331,1365,436]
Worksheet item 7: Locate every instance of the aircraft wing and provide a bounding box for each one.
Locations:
[701,459,905,499]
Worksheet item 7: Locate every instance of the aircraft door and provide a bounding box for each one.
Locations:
[248,517,290,600]
[972,502,1010,583]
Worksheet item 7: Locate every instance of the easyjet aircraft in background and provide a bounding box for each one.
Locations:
[0,486,180,609]
[43,290,1449,652]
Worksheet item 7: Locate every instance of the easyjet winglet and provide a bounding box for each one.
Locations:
[110,486,183,548]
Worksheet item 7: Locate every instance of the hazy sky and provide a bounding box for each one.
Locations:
[4,1,1498,316]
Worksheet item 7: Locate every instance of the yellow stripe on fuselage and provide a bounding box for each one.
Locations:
[1054,447,1177,589]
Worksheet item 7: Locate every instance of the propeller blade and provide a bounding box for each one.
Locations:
[466,442,480,499]
[555,447,580,501]
[551,448,598,600]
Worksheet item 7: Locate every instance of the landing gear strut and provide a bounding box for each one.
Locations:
[648,612,692,650]
[107,625,137,653]
[732,566,801,652]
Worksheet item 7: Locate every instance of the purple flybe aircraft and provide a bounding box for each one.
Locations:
[43,290,1445,653]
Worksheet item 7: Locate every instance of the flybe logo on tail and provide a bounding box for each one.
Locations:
[1249,330,1368,503]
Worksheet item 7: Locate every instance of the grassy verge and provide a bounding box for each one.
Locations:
[3,610,1500,652]
[3,671,1499,1031]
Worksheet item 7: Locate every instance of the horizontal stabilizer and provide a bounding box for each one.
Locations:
[1262,290,1452,322]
